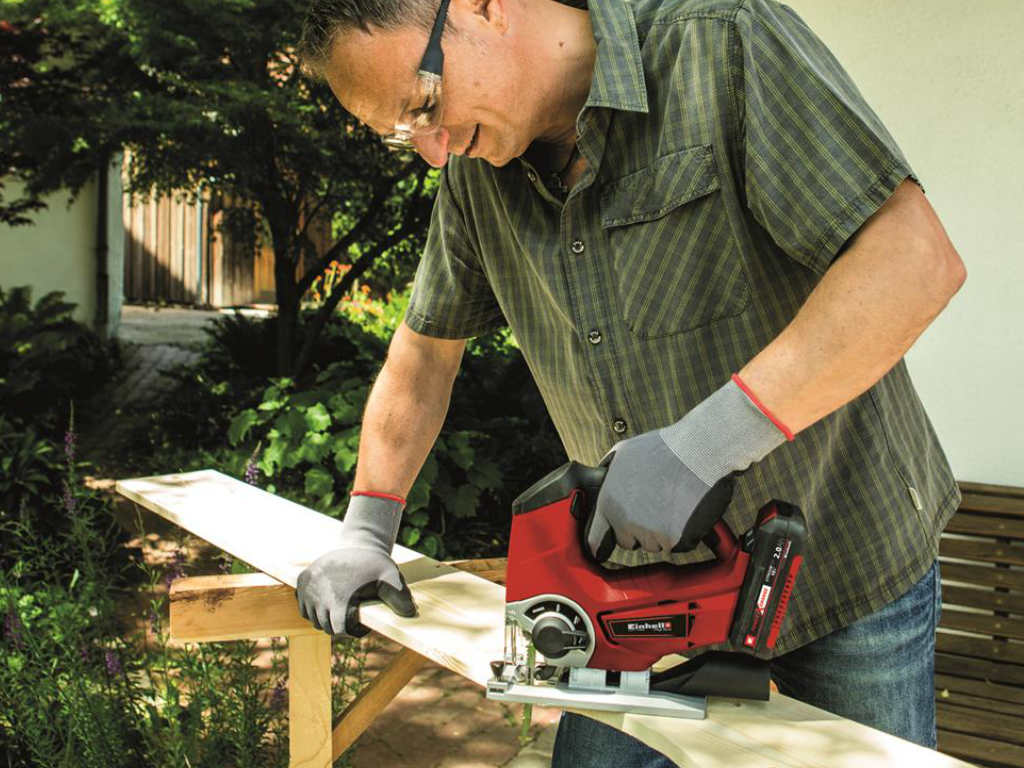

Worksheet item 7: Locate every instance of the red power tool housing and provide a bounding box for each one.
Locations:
[505,462,806,672]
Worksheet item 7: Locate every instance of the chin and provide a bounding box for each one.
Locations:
[487,153,515,168]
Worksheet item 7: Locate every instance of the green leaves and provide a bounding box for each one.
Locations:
[227,409,259,446]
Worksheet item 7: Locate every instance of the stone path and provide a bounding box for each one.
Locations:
[81,304,561,768]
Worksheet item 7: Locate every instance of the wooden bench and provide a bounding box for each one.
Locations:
[937,481,1024,768]
[117,470,976,768]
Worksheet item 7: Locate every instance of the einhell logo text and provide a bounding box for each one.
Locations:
[627,620,671,633]
[607,614,691,638]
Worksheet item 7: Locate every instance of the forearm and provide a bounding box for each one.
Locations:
[354,322,465,498]
[739,181,966,435]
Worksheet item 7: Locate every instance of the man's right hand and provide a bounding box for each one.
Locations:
[296,492,417,637]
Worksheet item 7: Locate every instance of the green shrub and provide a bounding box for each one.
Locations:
[0,286,116,433]
[0,412,132,584]
[0,437,366,768]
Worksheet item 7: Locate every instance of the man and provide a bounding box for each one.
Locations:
[294,0,966,764]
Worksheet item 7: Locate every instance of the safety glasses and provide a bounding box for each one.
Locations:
[381,0,451,151]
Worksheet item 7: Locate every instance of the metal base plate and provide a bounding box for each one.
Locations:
[486,679,708,719]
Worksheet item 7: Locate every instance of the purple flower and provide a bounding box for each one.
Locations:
[270,680,287,712]
[64,427,76,464]
[80,645,91,664]
[148,606,160,636]
[64,405,76,464]
[62,480,77,515]
[104,649,122,677]
[243,441,262,486]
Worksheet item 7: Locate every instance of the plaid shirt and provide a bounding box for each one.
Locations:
[405,0,959,654]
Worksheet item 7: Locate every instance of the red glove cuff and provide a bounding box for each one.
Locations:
[731,373,795,442]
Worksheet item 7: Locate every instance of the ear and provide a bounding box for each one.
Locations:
[463,0,509,34]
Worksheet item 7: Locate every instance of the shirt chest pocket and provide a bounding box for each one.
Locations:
[599,144,749,339]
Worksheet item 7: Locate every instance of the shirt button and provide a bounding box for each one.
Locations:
[612,419,627,434]
[587,329,602,345]
[527,170,538,183]
[571,239,585,254]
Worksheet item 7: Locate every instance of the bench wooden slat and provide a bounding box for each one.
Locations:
[937,689,1024,719]
[937,701,1024,746]
[935,673,1024,706]
[936,652,1024,686]
[943,584,1024,616]
[959,482,1024,501]
[958,492,1024,519]
[940,607,1024,642]
[943,512,1024,541]
[938,728,1024,768]
[940,536,1024,567]
[940,560,1024,592]
[936,631,1024,666]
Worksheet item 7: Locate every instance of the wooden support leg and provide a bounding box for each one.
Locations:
[331,647,429,761]
[289,632,333,768]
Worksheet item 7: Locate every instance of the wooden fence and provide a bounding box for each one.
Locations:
[122,189,327,308]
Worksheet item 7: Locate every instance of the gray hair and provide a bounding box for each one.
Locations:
[299,0,441,78]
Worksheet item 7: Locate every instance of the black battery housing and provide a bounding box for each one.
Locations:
[727,500,807,659]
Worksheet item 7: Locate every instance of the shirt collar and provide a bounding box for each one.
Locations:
[584,0,649,114]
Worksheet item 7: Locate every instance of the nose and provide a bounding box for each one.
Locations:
[412,127,450,168]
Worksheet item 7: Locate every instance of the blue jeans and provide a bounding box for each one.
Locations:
[551,560,942,768]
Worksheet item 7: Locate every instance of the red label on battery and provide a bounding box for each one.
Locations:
[757,585,772,614]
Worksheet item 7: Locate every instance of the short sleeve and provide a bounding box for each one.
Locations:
[404,168,506,339]
[736,0,922,275]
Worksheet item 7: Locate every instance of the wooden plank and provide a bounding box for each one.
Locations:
[936,673,1024,706]
[940,536,1024,567]
[936,652,1024,686]
[935,631,1024,666]
[170,573,320,642]
[944,513,1024,541]
[959,482,1024,501]
[183,201,196,304]
[958,492,1024,519]
[331,648,427,759]
[941,561,1024,592]
[146,195,158,300]
[943,584,1024,616]
[938,728,1024,768]
[445,557,508,585]
[116,471,976,768]
[936,689,1024,719]
[936,701,1024,746]
[289,632,332,768]
[940,607,1024,641]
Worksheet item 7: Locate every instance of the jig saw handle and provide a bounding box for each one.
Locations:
[580,450,741,565]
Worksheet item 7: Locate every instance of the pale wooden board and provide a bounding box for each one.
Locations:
[116,470,977,768]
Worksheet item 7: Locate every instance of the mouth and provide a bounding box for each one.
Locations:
[465,124,480,157]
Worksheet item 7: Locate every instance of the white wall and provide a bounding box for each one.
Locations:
[784,0,1024,486]
[0,158,123,338]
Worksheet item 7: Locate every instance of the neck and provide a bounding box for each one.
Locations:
[517,0,597,149]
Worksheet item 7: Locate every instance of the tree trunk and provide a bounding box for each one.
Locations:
[274,249,299,377]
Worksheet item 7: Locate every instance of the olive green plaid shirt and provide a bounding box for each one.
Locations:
[405,0,959,654]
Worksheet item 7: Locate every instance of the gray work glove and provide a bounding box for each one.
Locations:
[296,493,417,637]
[586,375,792,561]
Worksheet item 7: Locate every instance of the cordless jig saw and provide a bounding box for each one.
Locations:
[486,461,806,719]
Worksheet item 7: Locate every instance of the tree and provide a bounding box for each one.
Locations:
[0,0,436,375]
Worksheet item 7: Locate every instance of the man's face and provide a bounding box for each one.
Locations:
[325,0,532,168]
